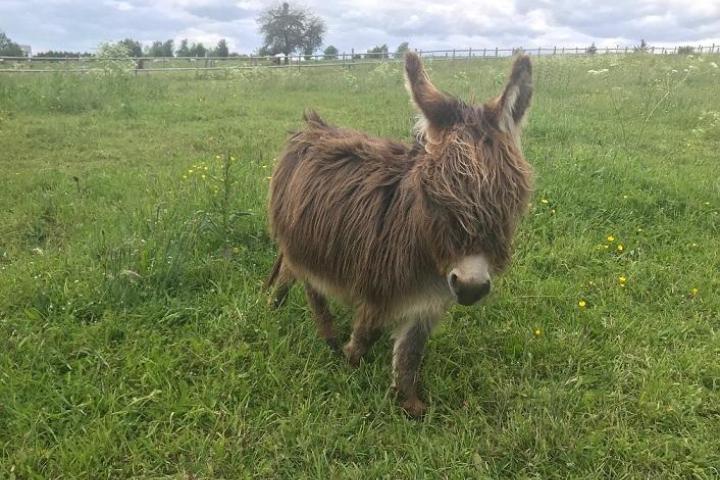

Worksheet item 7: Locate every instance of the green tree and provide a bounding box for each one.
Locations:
[147,40,164,57]
[176,39,190,57]
[257,2,326,60]
[323,45,338,60]
[367,44,389,59]
[118,38,142,57]
[161,39,174,57]
[0,31,24,56]
[395,41,409,57]
[188,42,207,57]
[214,39,229,57]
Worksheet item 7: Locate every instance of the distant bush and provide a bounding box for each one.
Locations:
[677,46,695,55]
[586,43,598,55]
[323,45,338,60]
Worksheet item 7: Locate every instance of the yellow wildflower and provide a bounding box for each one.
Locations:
[533,328,542,337]
[578,300,587,309]
[607,235,615,242]
[690,288,699,296]
[616,244,624,252]
[541,198,549,204]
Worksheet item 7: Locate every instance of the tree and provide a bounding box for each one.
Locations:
[395,41,409,58]
[176,39,190,57]
[147,40,164,57]
[161,39,174,57]
[118,38,142,57]
[586,43,597,55]
[188,42,207,57]
[367,44,389,59]
[215,39,229,57]
[634,39,648,53]
[323,45,338,60]
[257,2,326,61]
[0,31,24,56]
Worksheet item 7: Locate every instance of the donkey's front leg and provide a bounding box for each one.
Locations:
[392,318,433,418]
[343,304,384,367]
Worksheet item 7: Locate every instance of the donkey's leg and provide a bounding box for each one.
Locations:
[392,318,434,418]
[304,283,340,353]
[343,304,384,367]
[267,257,295,309]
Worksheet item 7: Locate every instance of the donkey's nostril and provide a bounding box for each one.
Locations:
[454,280,491,306]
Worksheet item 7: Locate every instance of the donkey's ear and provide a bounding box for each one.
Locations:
[405,52,460,134]
[496,54,533,133]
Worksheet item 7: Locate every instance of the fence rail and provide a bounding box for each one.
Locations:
[1,44,717,74]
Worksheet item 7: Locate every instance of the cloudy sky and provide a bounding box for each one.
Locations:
[2,0,719,54]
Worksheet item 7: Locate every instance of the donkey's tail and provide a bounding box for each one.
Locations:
[264,252,284,290]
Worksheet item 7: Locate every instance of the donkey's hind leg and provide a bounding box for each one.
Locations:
[343,304,384,367]
[304,283,340,353]
[265,253,295,309]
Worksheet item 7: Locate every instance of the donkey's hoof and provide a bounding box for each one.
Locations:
[342,343,363,368]
[400,398,427,419]
[325,337,341,354]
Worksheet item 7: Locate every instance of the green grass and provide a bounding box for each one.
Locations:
[1,54,719,478]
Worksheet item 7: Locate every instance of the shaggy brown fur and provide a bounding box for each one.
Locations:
[267,52,533,417]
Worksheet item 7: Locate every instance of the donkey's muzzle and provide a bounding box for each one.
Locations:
[449,273,491,306]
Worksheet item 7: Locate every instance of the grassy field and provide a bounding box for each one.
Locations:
[1,54,719,478]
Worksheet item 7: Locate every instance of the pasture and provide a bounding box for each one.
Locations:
[1,54,719,478]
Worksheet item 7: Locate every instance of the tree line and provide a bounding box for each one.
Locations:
[1,2,412,59]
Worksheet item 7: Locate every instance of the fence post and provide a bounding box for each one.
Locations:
[699,45,703,54]
[575,47,579,54]
[495,47,498,57]
[537,47,541,56]
[452,48,455,60]
[651,46,655,54]
[624,46,628,54]
[483,48,486,57]
[561,46,565,54]
[351,48,354,64]
[553,46,556,55]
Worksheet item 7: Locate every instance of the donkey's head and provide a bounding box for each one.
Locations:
[405,52,533,306]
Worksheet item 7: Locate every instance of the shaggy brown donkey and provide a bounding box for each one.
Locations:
[267,52,533,417]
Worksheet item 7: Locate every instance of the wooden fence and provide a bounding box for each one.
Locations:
[0,44,717,74]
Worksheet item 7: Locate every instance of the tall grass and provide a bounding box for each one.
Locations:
[1,54,719,478]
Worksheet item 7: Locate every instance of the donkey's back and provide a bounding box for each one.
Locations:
[268,111,434,306]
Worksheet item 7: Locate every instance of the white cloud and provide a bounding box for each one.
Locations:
[1,0,719,54]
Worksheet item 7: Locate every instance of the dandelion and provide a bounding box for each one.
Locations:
[550,209,556,215]
[533,328,542,337]
[623,195,628,199]
[182,175,187,180]
[578,300,587,309]
[616,244,624,252]
[230,156,236,161]
[603,245,609,249]
[188,169,193,174]
[232,246,240,254]
[201,174,206,180]
[541,198,549,204]
[618,275,627,287]
[215,155,221,160]
[607,235,615,242]
[690,288,699,297]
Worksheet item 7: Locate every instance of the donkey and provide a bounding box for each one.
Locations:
[266,52,533,417]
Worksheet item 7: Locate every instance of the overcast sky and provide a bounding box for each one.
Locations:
[2,0,719,54]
